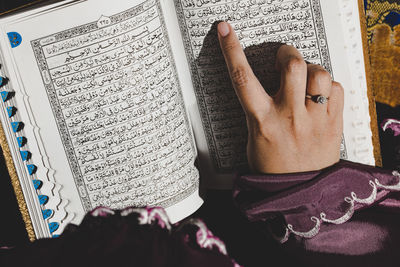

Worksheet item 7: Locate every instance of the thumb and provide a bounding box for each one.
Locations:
[217,22,271,117]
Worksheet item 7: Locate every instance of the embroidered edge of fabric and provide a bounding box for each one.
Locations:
[271,170,400,243]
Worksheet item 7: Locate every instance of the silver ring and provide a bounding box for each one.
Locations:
[305,94,329,104]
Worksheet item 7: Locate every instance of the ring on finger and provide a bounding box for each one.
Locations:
[305,94,329,104]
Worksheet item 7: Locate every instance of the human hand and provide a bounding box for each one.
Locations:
[217,22,344,173]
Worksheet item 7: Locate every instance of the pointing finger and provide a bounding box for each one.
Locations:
[218,22,272,117]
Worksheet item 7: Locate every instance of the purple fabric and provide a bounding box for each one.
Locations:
[0,206,240,267]
[3,160,400,266]
[382,118,400,136]
[380,117,400,170]
[233,160,400,251]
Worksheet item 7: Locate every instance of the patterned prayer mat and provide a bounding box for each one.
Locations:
[366,0,400,107]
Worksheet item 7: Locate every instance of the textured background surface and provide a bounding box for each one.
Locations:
[366,0,400,170]
[367,0,400,106]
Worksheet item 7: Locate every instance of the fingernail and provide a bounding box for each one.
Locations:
[218,22,230,37]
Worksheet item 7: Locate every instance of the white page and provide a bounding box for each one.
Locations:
[334,0,375,165]
[171,0,375,188]
[0,0,87,240]
[159,0,216,190]
[0,0,203,238]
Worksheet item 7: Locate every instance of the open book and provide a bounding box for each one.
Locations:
[0,0,379,239]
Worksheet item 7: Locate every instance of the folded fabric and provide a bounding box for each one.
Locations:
[1,206,241,267]
[233,160,400,243]
[381,118,400,136]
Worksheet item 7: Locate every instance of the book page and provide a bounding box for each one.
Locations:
[0,0,202,237]
[172,0,375,187]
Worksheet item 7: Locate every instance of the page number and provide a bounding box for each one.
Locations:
[97,15,111,28]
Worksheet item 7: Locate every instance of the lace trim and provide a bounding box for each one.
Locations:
[382,119,400,135]
[375,171,400,190]
[320,197,355,224]
[177,218,243,267]
[287,216,321,239]
[90,206,116,217]
[178,219,228,255]
[273,171,400,243]
[120,207,172,230]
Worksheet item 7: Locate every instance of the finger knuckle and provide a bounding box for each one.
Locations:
[222,40,239,53]
[332,81,344,93]
[331,81,345,110]
[285,56,306,74]
[231,65,249,88]
[309,67,331,83]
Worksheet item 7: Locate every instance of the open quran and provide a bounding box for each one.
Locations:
[0,0,379,239]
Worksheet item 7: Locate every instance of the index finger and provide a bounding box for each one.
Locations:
[217,22,272,117]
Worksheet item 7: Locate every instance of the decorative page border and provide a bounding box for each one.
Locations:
[31,0,198,212]
[174,0,347,171]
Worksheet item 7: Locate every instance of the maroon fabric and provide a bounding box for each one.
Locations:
[2,160,400,267]
[233,160,400,259]
[0,207,239,267]
[382,118,400,136]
